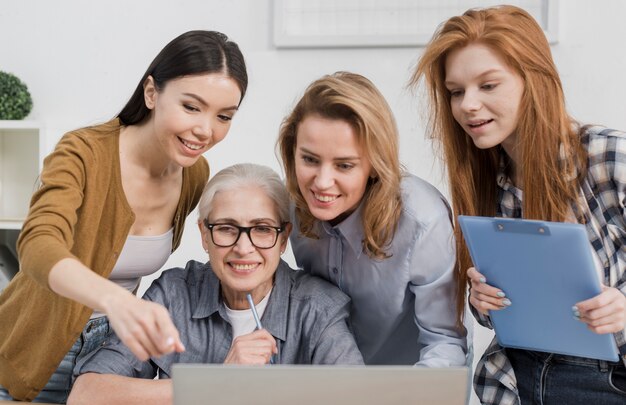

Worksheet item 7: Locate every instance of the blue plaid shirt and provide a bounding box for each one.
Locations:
[473,126,626,405]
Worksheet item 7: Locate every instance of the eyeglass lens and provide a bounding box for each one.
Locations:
[211,224,279,248]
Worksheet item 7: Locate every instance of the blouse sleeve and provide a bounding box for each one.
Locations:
[407,193,468,367]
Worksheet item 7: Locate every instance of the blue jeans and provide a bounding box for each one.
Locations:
[0,316,110,403]
[507,348,626,404]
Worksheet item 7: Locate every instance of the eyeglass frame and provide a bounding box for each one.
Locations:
[203,218,288,249]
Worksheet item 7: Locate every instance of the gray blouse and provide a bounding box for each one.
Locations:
[290,174,467,366]
[74,260,363,379]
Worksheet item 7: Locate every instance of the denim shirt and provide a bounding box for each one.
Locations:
[290,174,468,366]
[74,260,363,379]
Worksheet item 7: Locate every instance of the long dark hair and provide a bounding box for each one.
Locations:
[118,30,248,125]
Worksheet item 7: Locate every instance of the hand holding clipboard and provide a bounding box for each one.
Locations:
[459,215,620,361]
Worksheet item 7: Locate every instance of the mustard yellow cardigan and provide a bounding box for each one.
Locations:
[0,119,209,400]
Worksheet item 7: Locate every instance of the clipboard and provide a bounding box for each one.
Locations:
[458,215,619,362]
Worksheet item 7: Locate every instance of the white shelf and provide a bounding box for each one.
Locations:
[0,120,41,130]
[0,121,43,226]
[0,219,23,230]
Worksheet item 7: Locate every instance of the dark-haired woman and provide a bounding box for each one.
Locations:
[0,30,247,403]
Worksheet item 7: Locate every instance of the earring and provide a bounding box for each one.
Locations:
[205,249,209,253]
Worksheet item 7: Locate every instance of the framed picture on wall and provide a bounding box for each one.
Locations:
[273,0,558,48]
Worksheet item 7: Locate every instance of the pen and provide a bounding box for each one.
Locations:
[246,293,275,364]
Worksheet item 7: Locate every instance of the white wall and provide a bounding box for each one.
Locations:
[2,0,625,402]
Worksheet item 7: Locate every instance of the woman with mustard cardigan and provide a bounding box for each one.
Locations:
[0,30,248,402]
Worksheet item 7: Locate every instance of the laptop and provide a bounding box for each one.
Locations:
[172,364,468,405]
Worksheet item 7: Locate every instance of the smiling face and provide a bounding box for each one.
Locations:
[145,73,242,168]
[199,186,290,309]
[445,43,525,155]
[294,115,373,226]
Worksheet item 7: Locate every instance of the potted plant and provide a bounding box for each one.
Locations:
[0,71,33,120]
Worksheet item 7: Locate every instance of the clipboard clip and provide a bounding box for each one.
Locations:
[494,219,551,236]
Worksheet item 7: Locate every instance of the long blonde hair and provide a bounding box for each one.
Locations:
[278,71,402,259]
[410,5,586,322]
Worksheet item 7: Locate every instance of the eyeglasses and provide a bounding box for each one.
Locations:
[203,219,286,249]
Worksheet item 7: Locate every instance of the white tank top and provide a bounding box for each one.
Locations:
[91,228,173,318]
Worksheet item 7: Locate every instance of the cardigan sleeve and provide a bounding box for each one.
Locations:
[16,131,93,289]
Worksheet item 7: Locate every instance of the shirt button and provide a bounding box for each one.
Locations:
[332,267,338,274]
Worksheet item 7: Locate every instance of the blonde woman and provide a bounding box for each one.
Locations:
[278,71,467,366]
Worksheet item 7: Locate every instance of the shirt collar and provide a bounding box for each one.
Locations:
[191,261,221,320]
[321,201,365,258]
[496,151,514,190]
[558,141,580,182]
[256,260,291,342]
[190,260,291,342]
[496,151,524,201]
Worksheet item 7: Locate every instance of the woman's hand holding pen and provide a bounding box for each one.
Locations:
[467,267,511,315]
[574,286,626,334]
[102,292,185,361]
[224,329,278,365]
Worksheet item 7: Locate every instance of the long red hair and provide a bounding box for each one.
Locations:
[410,5,586,325]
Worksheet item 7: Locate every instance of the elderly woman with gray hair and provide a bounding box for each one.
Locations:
[68,163,363,405]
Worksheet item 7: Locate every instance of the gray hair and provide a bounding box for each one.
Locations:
[198,163,290,223]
